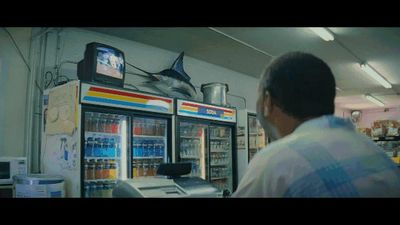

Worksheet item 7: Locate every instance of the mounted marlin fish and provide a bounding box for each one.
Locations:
[127,52,197,99]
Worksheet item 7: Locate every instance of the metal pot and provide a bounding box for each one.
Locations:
[201,82,229,106]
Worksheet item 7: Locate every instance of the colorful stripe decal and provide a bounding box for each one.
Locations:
[89,86,172,103]
[179,110,233,120]
[177,100,236,122]
[182,102,233,113]
[83,96,169,112]
[81,84,173,114]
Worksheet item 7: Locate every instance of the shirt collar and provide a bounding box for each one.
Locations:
[293,115,355,135]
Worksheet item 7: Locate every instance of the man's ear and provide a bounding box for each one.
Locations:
[264,91,273,117]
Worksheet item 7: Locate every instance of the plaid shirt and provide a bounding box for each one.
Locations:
[233,115,400,197]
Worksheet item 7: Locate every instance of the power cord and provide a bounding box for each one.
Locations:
[3,27,43,94]
[2,28,31,72]
[124,83,140,91]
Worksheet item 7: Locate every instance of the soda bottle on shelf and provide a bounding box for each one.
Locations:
[84,182,90,198]
[141,119,147,136]
[111,116,117,133]
[137,160,143,176]
[93,138,99,157]
[108,117,114,133]
[95,160,103,179]
[102,118,108,133]
[147,140,154,157]
[154,140,159,157]
[85,137,92,157]
[89,182,96,197]
[85,114,91,132]
[108,137,115,157]
[135,119,142,135]
[159,140,164,157]
[154,121,160,136]
[149,120,155,136]
[138,140,143,157]
[102,138,108,157]
[103,160,110,179]
[84,160,89,180]
[144,140,150,157]
[133,140,138,157]
[148,120,154,136]
[109,161,117,179]
[133,119,139,135]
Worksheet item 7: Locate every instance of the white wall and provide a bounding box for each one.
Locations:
[357,107,400,128]
[334,107,351,118]
[0,27,32,157]
[46,28,260,111]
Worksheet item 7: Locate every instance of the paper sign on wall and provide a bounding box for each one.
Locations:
[46,82,78,135]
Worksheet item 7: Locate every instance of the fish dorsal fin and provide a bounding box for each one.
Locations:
[171,52,191,82]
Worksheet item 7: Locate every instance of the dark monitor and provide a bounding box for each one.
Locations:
[78,42,125,87]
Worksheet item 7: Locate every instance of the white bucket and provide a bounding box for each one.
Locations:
[14,174,65,198]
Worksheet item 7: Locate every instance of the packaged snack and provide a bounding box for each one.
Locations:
[357,128,372,137]
[386,120,399,136]
[371,121,385,137]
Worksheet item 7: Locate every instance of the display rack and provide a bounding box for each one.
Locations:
[372,136,400,142]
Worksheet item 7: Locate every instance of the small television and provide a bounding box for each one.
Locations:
[78,42,125,87]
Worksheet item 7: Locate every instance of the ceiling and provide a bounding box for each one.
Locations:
[83,27,400,110]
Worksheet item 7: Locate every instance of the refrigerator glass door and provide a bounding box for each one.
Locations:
[131,117,168,177]
[248,115,267,162]
[178,122,208,179]
[83,112,128,198]
[209,125,233,193]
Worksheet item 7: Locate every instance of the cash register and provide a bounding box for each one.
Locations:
[112,163,223,198]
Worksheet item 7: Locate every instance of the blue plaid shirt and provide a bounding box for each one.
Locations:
[233,115,400,197]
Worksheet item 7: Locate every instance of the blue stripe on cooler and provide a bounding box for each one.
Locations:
[180,110,233,120]
[83,96,168,112]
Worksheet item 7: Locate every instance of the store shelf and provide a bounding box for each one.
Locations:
[210,163,229,167]
[211,177,228,181]
[85,157,120,160]
[85,131,120,137]
[132,156,164,159]
[180,136,201,139]
[85,179,117,182]
[133,135,165,139]
[210,150,228,153]
[372,136,400,141]
[210,137,230,140]
[180,156,200,159]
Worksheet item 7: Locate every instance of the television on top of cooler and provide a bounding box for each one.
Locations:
[78,42,126,87]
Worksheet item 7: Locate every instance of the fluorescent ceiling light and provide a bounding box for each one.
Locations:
[360,63,392,89]
[364,94,385,107]
[309,28,334,41]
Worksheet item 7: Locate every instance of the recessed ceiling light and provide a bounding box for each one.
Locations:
[364,94,385,107]
[309,28,334,41]
[360,63,392,89]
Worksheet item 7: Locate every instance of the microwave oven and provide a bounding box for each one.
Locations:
[0,157,27,185]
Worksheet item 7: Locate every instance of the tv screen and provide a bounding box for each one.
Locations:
[77,42,126,87]
[96,46,125,79]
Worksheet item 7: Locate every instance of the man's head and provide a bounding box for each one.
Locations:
[257,51,336,141]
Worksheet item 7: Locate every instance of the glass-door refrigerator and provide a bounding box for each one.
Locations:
[41,81,174,197]
[247,113,268,162]
[175,99,237,194]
